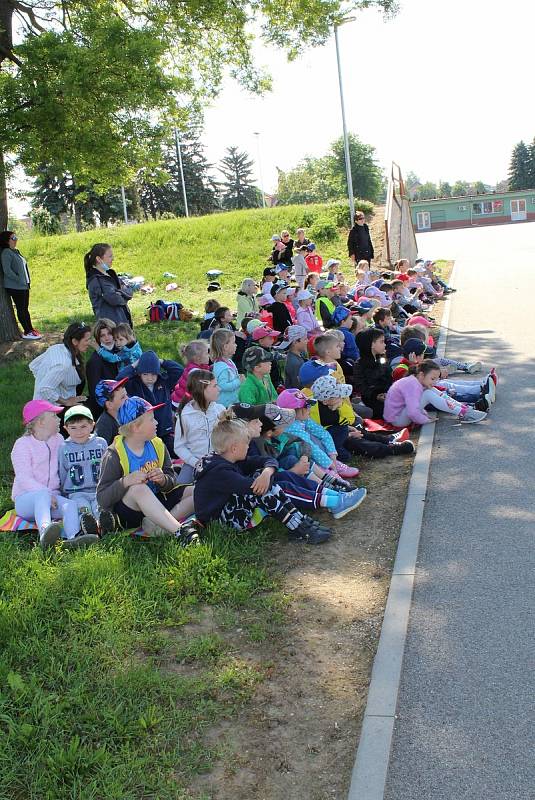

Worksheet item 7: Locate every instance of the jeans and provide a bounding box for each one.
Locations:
[391,389,464,427]
[439,378,482,403]
[15,489,80,539]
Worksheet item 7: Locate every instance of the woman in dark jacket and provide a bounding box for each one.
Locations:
[84,242,133,325]
[354,328,392,418]
[0,230,41,339]
[347,212,374,265]
[86,318,120,419]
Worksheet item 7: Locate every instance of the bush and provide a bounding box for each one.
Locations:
[308,215,338,242]
[329,199,375,228]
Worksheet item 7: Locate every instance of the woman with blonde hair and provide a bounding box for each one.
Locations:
[236,278,259,326]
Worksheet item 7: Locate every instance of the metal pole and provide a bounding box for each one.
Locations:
[253,132,266,208]
[334,24,355,226]
[120,185,128,224]
[174,127,189,218]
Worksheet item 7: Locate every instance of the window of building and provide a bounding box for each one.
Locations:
[472,200,503,215]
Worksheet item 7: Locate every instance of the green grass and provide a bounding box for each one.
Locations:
[1,205,352,798]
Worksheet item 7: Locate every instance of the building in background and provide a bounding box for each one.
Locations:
[411,189,535,232]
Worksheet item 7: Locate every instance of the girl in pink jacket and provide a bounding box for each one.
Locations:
[383,360,488,426]
[171,340,210,408]
[11,400,81,548]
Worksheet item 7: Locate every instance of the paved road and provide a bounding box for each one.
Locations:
[383,222,535,800]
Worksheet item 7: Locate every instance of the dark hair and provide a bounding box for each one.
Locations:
[63,321,91,381]
[215,306,229,322]
[204,298,220,314]
[373,308,392,324]
[416,359,440,376]
[369,328,385,344]
[176,368,214,435]
[84,243,112,277]
[0,230,16,250]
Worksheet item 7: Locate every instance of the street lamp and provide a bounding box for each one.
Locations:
[253,131,266,209]
[174,126,189,218]
[334,17,356,226]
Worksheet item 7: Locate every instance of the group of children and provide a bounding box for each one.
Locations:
[11,232,497,550]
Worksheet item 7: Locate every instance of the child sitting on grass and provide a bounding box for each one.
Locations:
[277,325,309,389]
[239,346,278,404]
[208,306,236,332]
[11,400,91,549]
[97,323,143,366]
[118,350,183,456]
[59,405,115,538]
[193,411,331,544]
[97,397,199,542]
[94,377,129,444]
[171,340,211,408]
[173,370,225,484]
[296,289,322,338]
[383,360,488,426]
[200,298,220,331]
[211,328,243,407]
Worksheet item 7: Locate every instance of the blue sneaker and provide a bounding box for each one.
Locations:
[331,488,367,519]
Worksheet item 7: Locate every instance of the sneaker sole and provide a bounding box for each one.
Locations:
[332,490,367,519]
[62,534,100,548]
[459,414,487,424]
[80,514,99,536]
[40,522,62,548]
[98,511,116,536]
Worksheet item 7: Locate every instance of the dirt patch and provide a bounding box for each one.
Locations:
[0,331,62,363]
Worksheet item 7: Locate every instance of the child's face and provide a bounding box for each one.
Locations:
[293,337,308,351]
[323,396,342,410]
[295,406,310,420]
[408,353,424,365]
[223,310,233,324]
[274,290,287,302]
[36,411,60,439]
[300,298,313,308]
[246,418,262,438]
[65,418,95,444]
[204,379,220,404]
[254,361,272,378]
[323,342,342,361]
[114,334,129,349]
[341,316,353,329]
[419,369,440,389]
[371,336,386,356]
[224,337,237,356]
[99,327,114,348]
[133,411,158,440]
[258,336,276,349]
[108,387,128,412]
[140,372,158,388]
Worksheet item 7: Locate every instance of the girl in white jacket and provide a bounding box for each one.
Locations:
[173,369,225,483]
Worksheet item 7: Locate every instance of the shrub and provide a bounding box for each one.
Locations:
[329,199,375,228]
[308,215,338,242]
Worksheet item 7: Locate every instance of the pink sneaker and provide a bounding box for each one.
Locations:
[334,460,360,478]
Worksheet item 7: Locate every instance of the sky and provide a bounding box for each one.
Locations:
[9,0,535,216]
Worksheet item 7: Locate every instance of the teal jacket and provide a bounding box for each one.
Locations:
[1,248,30,290]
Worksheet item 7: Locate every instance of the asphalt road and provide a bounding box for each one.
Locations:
[383,222,535,800]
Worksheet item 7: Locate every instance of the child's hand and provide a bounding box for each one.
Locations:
[50,495,58,510]
[348,427,363,439]
[239,374,245,382]
[291,455,310,476]
[440,367,449,378]
[251,468,273,495]
[146,468,165,486]
[124,470,147,487]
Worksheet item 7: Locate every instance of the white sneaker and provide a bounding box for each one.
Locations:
[22,331,42,340]
[39,522,62,548]
[459,408,487,424]
[62,533,99,548]
[467,361,483,373]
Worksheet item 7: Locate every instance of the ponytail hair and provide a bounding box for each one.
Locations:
[211,409,249,455]
[175,368,214,435]
[63,321,92,381]
[84,243,111,278]
[415,359,440,377]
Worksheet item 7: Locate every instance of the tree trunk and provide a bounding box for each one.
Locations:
[0,148,21,342]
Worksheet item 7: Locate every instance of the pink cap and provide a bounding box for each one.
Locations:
[23,399,63,425]
[277,388,316,410]
[407,315,433,328]
[252,325,281,341]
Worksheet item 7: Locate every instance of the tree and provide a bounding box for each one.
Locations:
[418,182,439,200]
[472,180,486,194]
[219,147,260,210]
[452,181,470,196]
[527,137,535,189]
[438,181,452,198]
[508,141,530,191]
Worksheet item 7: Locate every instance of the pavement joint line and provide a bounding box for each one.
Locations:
[347,262,458,800]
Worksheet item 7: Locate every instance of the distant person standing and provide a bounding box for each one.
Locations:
[84,243,133,325]
[348,212,374,266]
[0,230,41,340]
[277,230,294,267]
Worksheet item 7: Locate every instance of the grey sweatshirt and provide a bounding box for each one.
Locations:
[58,434,108,499]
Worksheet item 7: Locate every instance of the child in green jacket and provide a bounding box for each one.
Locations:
[238,347,278,405]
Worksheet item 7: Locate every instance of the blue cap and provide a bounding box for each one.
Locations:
[306,242,316,251]
[356,299,374,311]
[116,396,164,426]
[94,377,129,408]
[332,306,351,325]
[402,338,426,357]
[298,360,332,387]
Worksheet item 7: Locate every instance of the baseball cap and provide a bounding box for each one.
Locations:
[246,318,265,334]
[296,289,313,302]
[23,399,63,425]
[306,243,316,252]
[117,396,165,426]
[325,258,341,269]
[263,267,276,277]
[95,377,129,407]
[311,375,352,401]
[270,282,289,298]
[230,402,267,421]
[275,324,308,350]
[277,388,317,410]
[271,234,281,242]
[406,314,433,328]
[257,294,273,308]
[242,346,273,371]
[317,280,334,290]
[355,299,374,312]
[402,338,427,357]
[274,264,290,273]
[64,405,94,424]
[332,306,351,325]
[230,402,294,427]
[298,360,332,387]
[264,403,295,426]
[252,325,281,342]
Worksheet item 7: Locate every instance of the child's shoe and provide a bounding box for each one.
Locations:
[288,516,331,545]
[334,460,360,479]
[62,533,99,548]
[98,510,117,536]
[466,361,483,374]
[459,407,487,424]
[80,512,99,536]
[331,488,367,519]
[490,367,498,386]
[321,473,353,493]
[474,398,490,412]
[176,520,201,547]
[39,521,62,549]
[482,376,496,404]
[387,428,410,444]
[388,441,416,455]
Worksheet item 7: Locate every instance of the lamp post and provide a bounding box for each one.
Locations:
[120,185,128,224]
[334,18,356,226]
[253,131,266,208]
[174,126,189,218]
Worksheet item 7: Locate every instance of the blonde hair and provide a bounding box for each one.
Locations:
[314,334,341,357]
[24,419,40,437]
[210,329,235,362]
[118,418,144,437]
[180,339,209,365]
[92,318,116,345]
[211,409,249,454]
[113,322,135,343]
[324,329,344,345]
[357,260,370,270]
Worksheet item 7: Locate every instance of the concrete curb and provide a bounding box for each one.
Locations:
[347,264,457,800]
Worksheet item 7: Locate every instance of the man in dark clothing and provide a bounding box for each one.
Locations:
[347,212,374,265]
[353,329,392,419]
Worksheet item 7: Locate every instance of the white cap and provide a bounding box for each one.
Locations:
[296,289,313,302]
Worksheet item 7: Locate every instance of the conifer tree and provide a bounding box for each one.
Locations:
[508,141,530,191]
[219,147,260,210]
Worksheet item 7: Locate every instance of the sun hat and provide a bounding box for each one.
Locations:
[117,396,164,426]
[311,375,352,401]
[206,269,223,278]
[406,314,433,328]
[355,299,374,312]
[402,338,427,357]
[298,360,332,387]
[296,289,313,302]
[277,388,317,410]
[274,325,308,350]
[257,294,273,308]
[22,399,63,425]
[325,258,341,269]
[271,234,281,242]
[332,306,351,325]
[94,377,129,408]
[252,325,281,342]
[242,346,273,371]
[246,318,265,334]
[64,405,94,424]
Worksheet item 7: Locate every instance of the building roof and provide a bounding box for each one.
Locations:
[411,188,535,205]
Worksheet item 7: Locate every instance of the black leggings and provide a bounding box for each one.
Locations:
[329,423,393,460]
[6,288,33,334]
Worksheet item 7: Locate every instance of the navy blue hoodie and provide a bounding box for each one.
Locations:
[193,452,278,523]
[117,350,183,438]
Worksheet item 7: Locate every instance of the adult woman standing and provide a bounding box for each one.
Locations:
[347,212,374,266]
[277,230,294,267]
[0,230,41,340]
[86,318,119,418]
[29,321,92,407]
[85,243,133,325]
